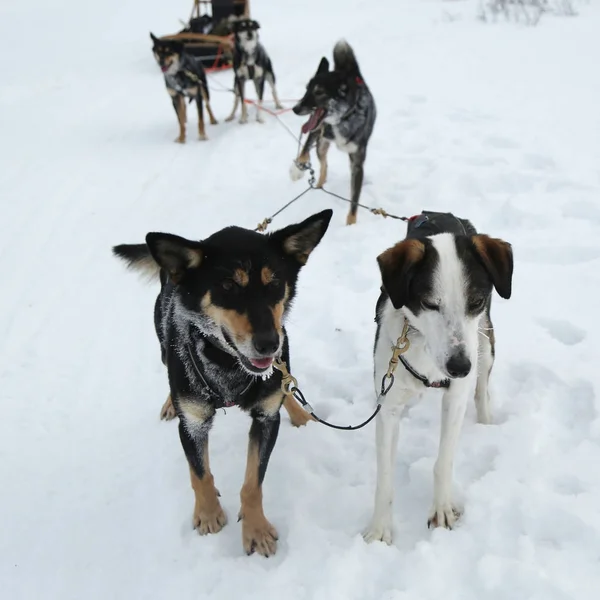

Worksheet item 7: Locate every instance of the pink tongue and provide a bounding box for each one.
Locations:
[301,108,324,134]
[250,357,274,369]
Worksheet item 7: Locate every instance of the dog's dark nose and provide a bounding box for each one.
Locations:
[446,353,471,378]
[253,332,279,356]
[292,105,301,115]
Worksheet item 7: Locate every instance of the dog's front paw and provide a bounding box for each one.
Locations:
[362,519,393,545]
[256,114,265,124]
[225,115,235,122]
[289,161,306,182]
[174,135,186,144]
[282,396,315,427]
[238,116,248,125]
[198,133,208,141]
[274,103,284,110]
[159,395,177,421]
[427,504,462,530]
[194,502,228,535]
[240,513,278,557]
[346,212,357,226]
[210,118,218,125]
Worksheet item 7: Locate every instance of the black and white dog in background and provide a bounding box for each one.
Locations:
[290,40,376,225]
[225,18,283,124]
[363,212,513,544]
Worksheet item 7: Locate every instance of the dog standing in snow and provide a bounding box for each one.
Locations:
[363,211,513,543]
[150,33,218,143]
[112,210,333,557]
[225,18,284,124]
[290,39,376,225]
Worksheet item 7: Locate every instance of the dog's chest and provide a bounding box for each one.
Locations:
[165,73,198,97]
[237,61,264,80]
[325,125,359,154]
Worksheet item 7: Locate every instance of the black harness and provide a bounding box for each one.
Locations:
[185,328,254,409]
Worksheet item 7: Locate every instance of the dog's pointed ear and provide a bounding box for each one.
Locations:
[145,233,203,284]
[377,240,426,310]
[270,209,333,265]
[252,20,260,30]
[316,57,329,75]
[150,32,159,43]
[471,235,513,300]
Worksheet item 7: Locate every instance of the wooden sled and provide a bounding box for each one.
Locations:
[159,0,250,71]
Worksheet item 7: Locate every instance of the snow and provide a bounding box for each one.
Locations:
[2,0,600,598]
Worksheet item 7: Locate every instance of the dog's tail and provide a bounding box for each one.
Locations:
[112,243,160,281]
[333,39,361,76]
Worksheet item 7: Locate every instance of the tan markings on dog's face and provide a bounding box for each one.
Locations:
[261,267,275,286]
[234,268,249,287]
[270,284,289,333]
[201,291,253,342]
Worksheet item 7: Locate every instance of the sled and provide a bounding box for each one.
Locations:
[159,0,250,72]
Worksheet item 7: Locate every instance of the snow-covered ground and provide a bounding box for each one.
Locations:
[2,0,600,598]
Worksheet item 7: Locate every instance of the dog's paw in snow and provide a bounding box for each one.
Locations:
[194,502,228,535]
[427,503,462,530]
[240,512,278,557]
[362,520,393,545]
[289,161,306,182]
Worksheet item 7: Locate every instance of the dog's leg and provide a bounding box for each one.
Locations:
[289,130,319,182]
[239,396,281,556]
[201,86,218,125]
[282,395,315,427]
[196,91,207,141]
[172,94,186,144]
[316,138,331,188]
[347,149,366,225]
[362,392,409,545]
[160,394,177,421]
[266,72,283,110]
[253,77,266,123]
[236,77,248,124]
[225,77,241,122]
[475,312,495,425]
[428,381,471,529]
[178,401,227,535]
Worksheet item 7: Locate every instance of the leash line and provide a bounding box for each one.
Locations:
[273,322,410,432]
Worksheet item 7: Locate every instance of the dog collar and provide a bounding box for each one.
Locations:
[398,355,450,389]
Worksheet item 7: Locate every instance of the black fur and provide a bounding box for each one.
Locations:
[292,40,377,225]
[112,210,332,551]
[150,32,218,142]
[225,18,283,124]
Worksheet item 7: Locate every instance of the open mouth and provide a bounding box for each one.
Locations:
[160,65,170,72]
[301,108,326,134]
[239,354,274,375]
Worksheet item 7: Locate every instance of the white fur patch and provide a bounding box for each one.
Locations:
[402,233,480,376]
[289,161,306,181]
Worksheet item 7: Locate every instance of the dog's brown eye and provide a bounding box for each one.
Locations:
[222,280,234,291]
[421,300,439,311]
[469,297,486,312]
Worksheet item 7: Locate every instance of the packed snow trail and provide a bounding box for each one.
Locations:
[1,1,600,599]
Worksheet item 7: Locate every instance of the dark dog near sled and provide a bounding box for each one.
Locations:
[150,32,219,142]
[225,18,284,124]
[291,39,377,226]
[112,209,332,557]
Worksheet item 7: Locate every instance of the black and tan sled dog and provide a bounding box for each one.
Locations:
[112,209,333,557]
[150,32,218,143]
